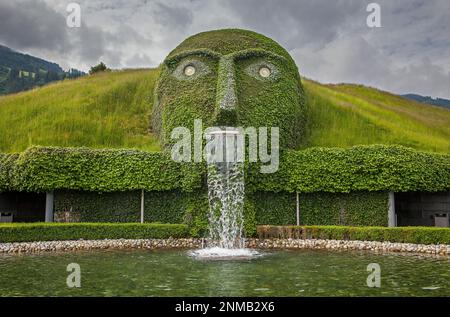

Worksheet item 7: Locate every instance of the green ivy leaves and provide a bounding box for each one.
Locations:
[0,144,448,194]
[3,146,203,193]
[249,145,450,193]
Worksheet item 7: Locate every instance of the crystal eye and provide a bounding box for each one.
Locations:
[184,65,196,76]
[259,66,271,78]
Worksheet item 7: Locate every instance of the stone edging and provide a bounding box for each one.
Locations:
[0,238,449,255]
[0,239,203,254]
[246,239,450,255]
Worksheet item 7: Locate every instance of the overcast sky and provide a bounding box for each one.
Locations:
[1,0,449,98]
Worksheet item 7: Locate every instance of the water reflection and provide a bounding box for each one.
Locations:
[0,249,448,296]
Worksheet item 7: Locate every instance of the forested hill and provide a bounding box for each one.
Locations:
[0,44,85,95]
[402,93,450,110]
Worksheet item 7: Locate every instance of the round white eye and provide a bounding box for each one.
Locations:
[259,66,271,78]
[184,65,196,76]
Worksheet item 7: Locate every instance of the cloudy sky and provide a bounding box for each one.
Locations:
[1,0,449,98]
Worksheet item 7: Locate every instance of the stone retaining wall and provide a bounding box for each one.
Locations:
[0,238,449,255]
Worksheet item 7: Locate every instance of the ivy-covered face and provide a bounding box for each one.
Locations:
[152,29,306,149]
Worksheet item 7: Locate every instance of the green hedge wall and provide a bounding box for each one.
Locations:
[1,145,449,194]
[252,191,296,225]
[54,189,210,237]
[252,191,388,227]
[54,190,141,222]
[0,223,189,243]
[299,191,388,226]
[52,189,256,237]
[0,153,18,192]
[50,190,389,231]
[248,145,450,193]
[144,191,188,224]
[54,190,208,225]
[257,225,450,245]
[9,146,204,193]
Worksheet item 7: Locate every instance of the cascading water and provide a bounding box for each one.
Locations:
[206,149,245,249]
[190,129,259,259]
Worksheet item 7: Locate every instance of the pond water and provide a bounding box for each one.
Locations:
[0,249,448,296]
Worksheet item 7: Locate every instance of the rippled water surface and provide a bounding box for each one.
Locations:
[0,249,448,296]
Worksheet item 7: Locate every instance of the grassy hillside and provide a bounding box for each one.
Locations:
[302,80,450,153]
[0,69,160,152]
[0,69,449,153]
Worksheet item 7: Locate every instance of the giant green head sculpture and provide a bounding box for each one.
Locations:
[152,28,306,149]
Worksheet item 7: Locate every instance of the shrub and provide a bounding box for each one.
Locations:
[256,225,450,245]
[1,145,448,194]
[11,146,204,192]
[248,145,450,193]
[0,223,189,243]
[89,62,109,75]
[298,191,389,226]
[252,191,296,225]
[0,153,18,192]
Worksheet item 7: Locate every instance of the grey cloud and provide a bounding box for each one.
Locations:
[70,24,106,63]
[0,0,154,70]
[388,59,450,98]
[71,23,152,65]
[1,0,449,98]
[153,2,193,29]
[292,34,389,85]
[292,33,450,98]
[124,53,154,68]
[222,0,363,50]
[0,0,71,52]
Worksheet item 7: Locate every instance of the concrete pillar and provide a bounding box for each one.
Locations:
[388,191,396,227]
[140,189,145,224]
[296,192,300,226]
[45,191,54,222]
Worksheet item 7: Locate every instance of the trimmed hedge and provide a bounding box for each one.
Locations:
[252,191,388,227]
[253,191,296,225]
[53,190,388,228]
[299,191,388,226]
[0,153,18,192]
[0,223,189,243]
[257,225,450,245]
[9,146,204,192]
[248,145,450,193]
[2,223,448,245]
[1,145,449,194]
[53,189,210,235]
[54,190,141,223]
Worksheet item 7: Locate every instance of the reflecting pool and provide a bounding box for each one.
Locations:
[0,249,448,296]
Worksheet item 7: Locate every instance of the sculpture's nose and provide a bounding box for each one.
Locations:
[215,56,237,126]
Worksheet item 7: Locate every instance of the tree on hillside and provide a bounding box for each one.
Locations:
[89,62,109,75]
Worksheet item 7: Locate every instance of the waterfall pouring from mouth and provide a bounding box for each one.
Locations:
[207,157,245,249]
[206,129,245,249]
[190,128,260,259]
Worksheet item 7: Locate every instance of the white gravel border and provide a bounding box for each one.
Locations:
[0,238,449,256]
